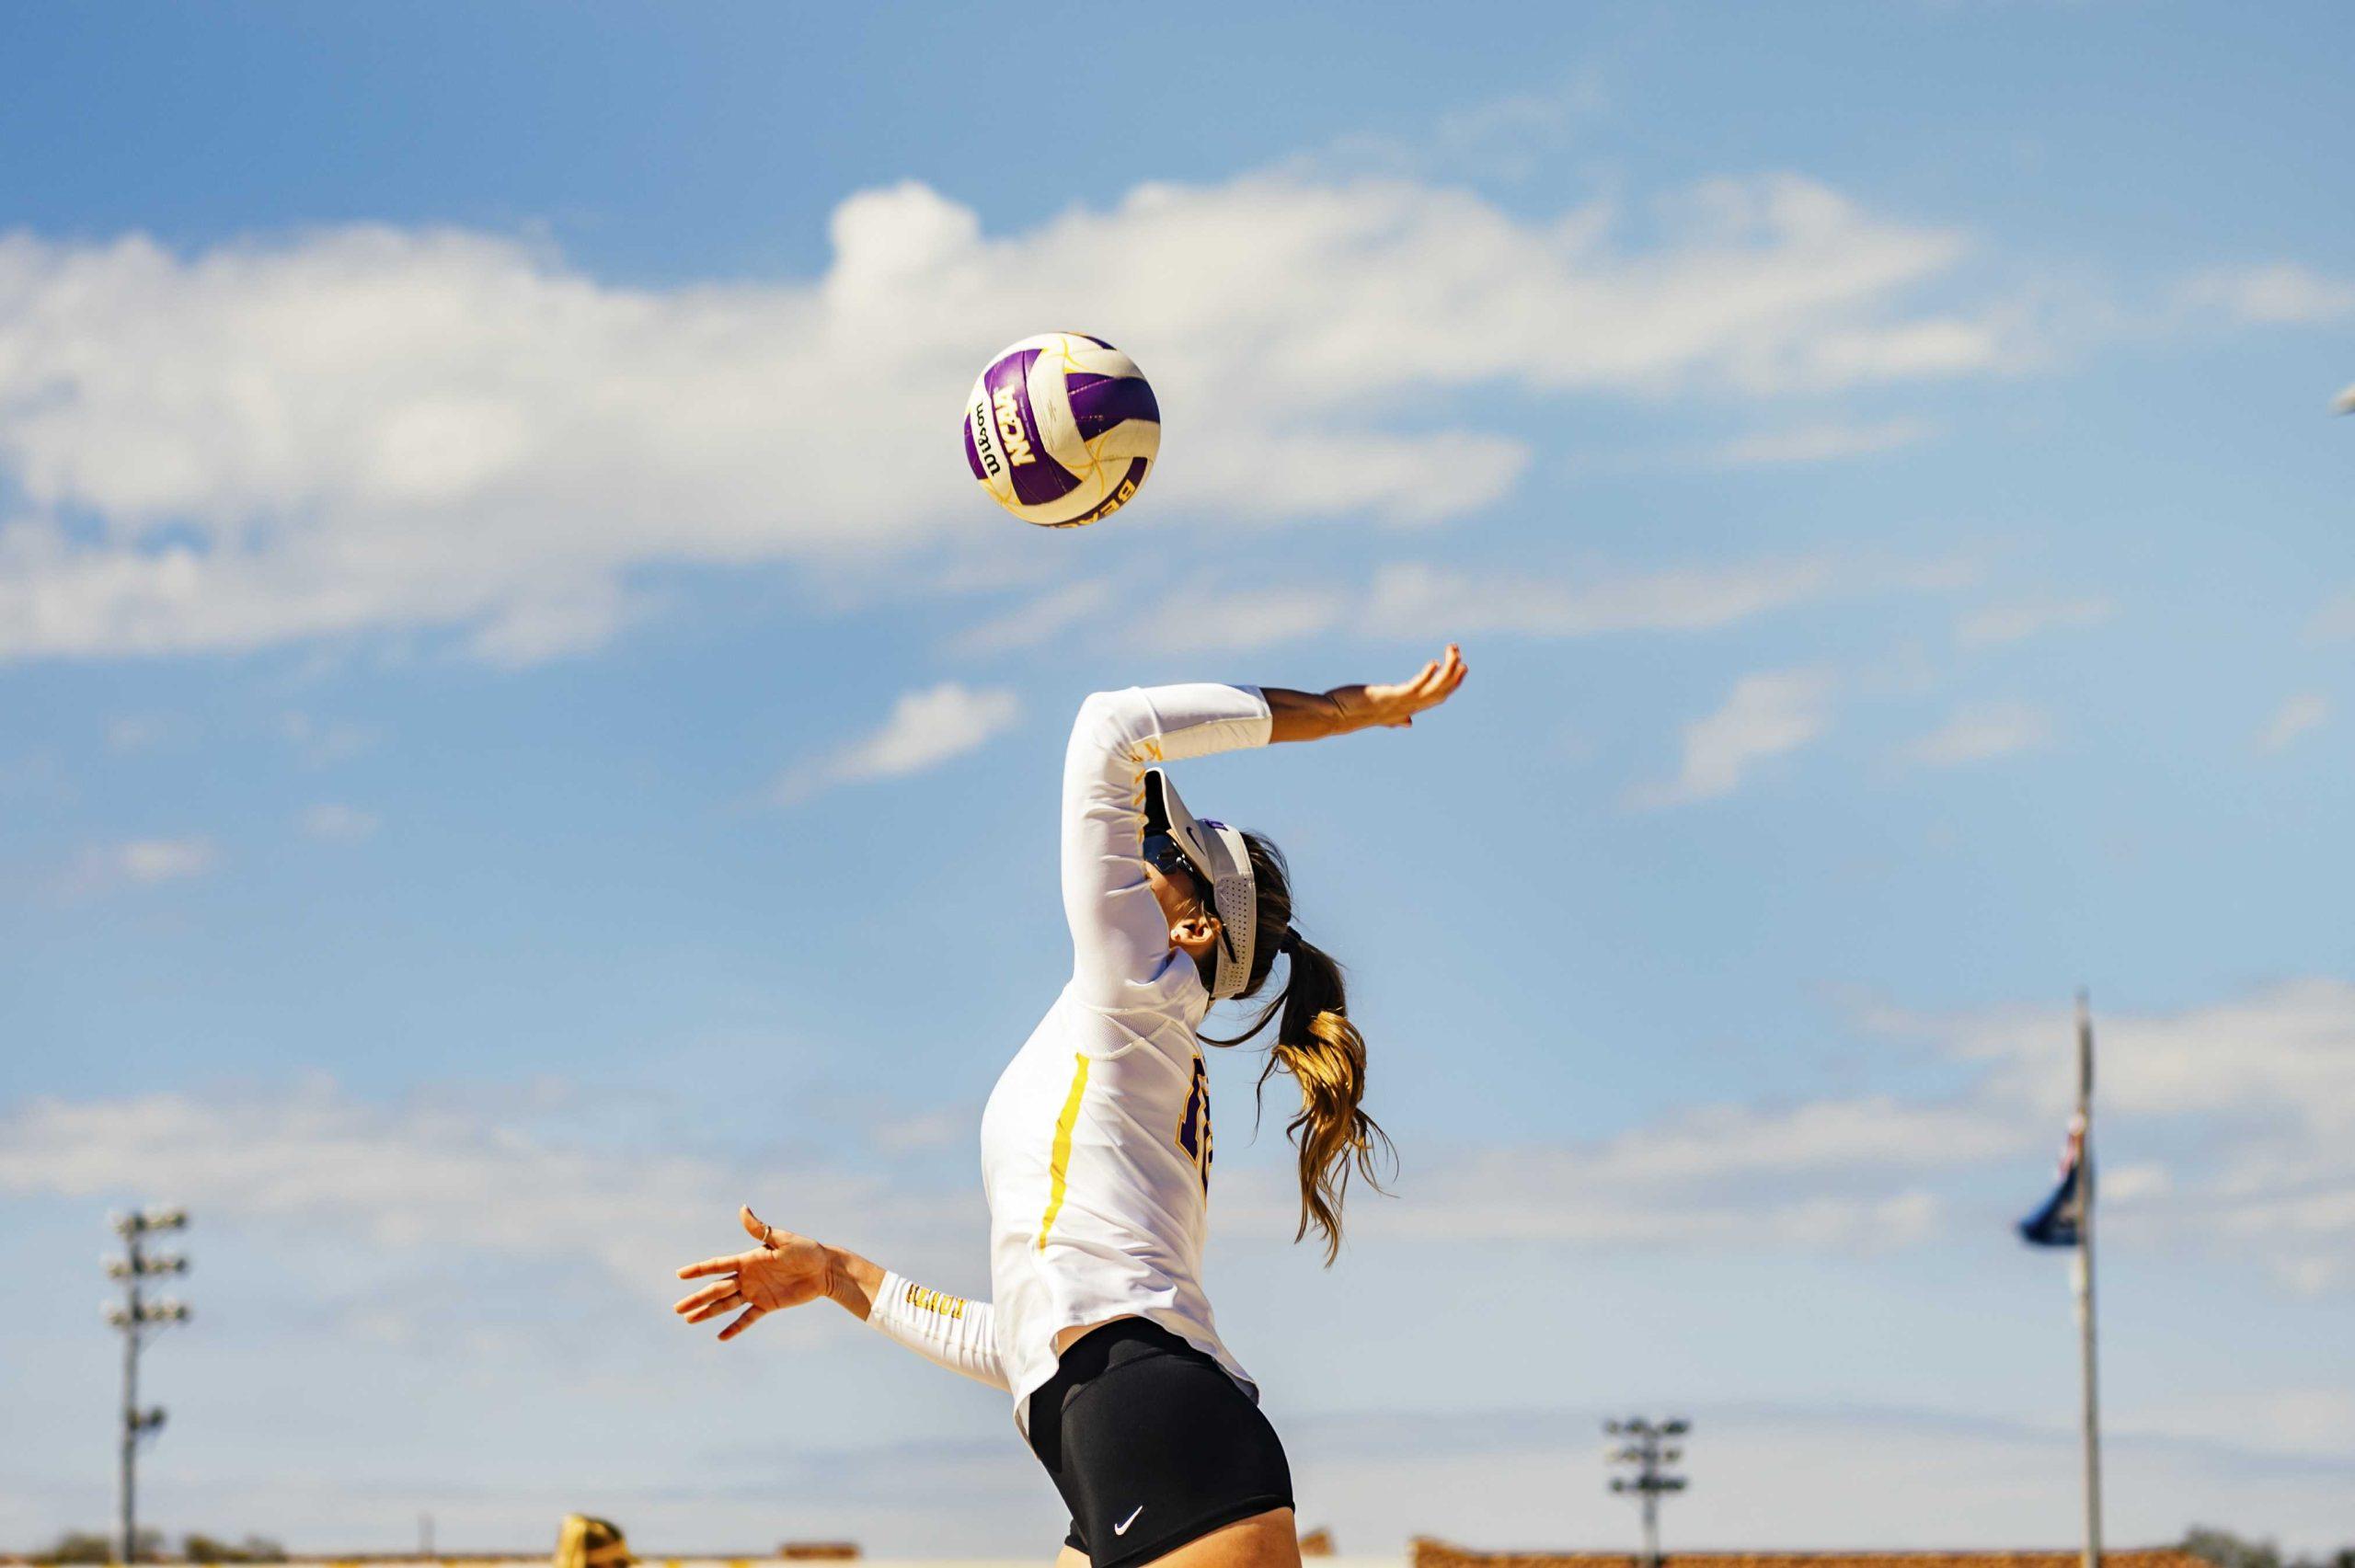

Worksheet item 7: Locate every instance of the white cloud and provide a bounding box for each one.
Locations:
[2260,692,2329,751]
[0,170,2016,662]
[773,682,1020,806]
[29,976,2333,1296]
[1376,1171,1946,1253]
[1899,700,2051,767]
[1955,592,2113,646]
[1286,1402,2355,1557]
[1083,553,1970,655]
[1889,980,2355,1138]
[1630,668,1836,807]
[1135,583,1357,651]
[1306,76,1608,183]
[1051,578,1332,656]
[948,577,1114,657]
[1878,978,2355,1290]
[1285,1095,2023,1253]
[8,1001,2347,1547]
[1709,415,1932,466]
[1379,555,1977,640]
[104,714,178,752]
[0,1081,929,1300]
[1365,558,1842,638]
[299,802,381,841]
[280,710,381,765]
[0,748,67,799]
[1120,559,1841,654]
[1314,975,2355,1292]
[868,1107,970,1155]
[2135,1387,2355,1459]
[67,835,219,892]
[121,838,216,879]
[2184,261,2355,325]
[2310,586,2355,643]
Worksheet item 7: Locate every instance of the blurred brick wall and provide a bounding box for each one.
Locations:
[1413,1543,2202,1568]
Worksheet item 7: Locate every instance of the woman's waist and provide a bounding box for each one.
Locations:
[1053,1311,1147,1357]
[994,1285,1233,1368]
[983,1175,1207,1259]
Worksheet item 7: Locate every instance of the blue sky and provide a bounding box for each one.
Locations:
[2,0,2351,1556]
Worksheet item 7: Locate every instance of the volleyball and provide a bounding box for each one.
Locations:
[962,333,1161,528]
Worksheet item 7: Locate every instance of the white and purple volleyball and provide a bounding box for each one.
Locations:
[962,333,1160,528]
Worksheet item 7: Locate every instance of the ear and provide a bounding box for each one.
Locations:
[1170,912,1222,963]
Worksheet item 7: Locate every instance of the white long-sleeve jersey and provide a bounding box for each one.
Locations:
[862,686,1269,1417]
[974,683,1270,1428]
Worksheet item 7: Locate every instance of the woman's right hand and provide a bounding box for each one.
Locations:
[672,1204,834,1341]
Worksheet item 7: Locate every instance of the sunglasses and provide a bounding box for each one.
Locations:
[1143,831,1203,888]
[1143,832,1238,962]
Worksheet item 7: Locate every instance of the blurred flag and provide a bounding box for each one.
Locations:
[2018,1110,2091,1247]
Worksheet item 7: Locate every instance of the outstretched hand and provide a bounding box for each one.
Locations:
[1333,643,1468,732]
[672,1205,833,1342]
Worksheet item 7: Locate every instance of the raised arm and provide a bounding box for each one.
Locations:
[1059,647,1467,998]
[673,1206,1006,1391]
[1061,682,1275,995]
[1261,643,1468,744]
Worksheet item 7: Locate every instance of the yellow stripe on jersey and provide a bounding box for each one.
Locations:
[1036,1052,1092,1250]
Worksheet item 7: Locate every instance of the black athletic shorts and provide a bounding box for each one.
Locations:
[1024,1318,1294,1568]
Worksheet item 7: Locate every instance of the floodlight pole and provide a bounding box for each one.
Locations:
[1603,1417,1688,1568]
[2074,996,2103,1568]
[121,1262,142,1568]
[1638,1461,1659,1568]
[107,1208,190,1565]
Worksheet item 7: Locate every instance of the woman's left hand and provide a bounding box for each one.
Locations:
[1333,643,1469,732]
[672,1205,833,1341]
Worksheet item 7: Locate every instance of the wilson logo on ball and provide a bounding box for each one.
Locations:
[968,395,1004,478]
[962,333,1160,528]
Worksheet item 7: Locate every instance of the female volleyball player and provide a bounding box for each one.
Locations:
[673,645,1468,1568]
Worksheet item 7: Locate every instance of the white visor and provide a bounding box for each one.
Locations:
[1143,768,1257,1000]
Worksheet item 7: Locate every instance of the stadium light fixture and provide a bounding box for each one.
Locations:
[1602,1415,1690,1568]
[105,1207,191,1564]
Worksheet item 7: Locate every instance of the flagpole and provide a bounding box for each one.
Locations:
[2074,990,2104,1568]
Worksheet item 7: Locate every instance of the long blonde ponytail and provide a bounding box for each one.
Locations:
[1259,936,1390,1264]
[1201,832,1394,1265]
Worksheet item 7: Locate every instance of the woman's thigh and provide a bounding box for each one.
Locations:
[1144,1506,1301,1568]
[1050,1507,1301,1568]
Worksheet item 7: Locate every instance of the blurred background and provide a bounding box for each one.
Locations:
[1,0,2349,1558]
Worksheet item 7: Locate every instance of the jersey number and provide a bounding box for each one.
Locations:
[1176,1056,1212,1192]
